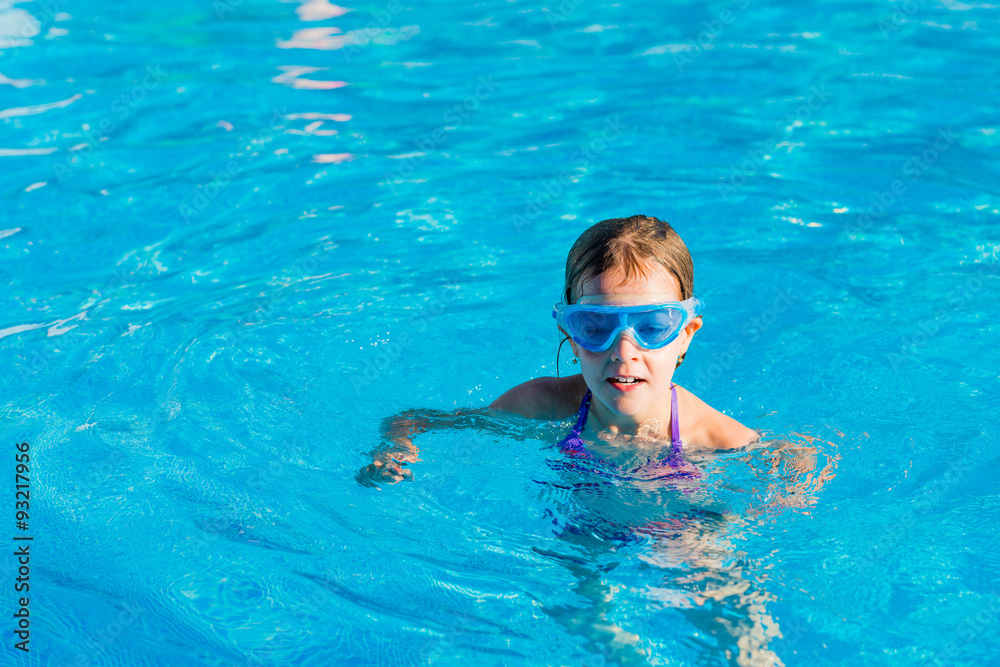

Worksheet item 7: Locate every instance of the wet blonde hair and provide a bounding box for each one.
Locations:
[563,214,694,304]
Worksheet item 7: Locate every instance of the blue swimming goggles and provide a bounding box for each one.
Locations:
[552,297,703,352]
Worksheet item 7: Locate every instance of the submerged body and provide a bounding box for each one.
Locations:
[558,383,701,480]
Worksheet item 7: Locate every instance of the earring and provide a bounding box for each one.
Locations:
[572,356,579,364]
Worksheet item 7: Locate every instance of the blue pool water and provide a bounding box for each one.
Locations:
[3,0,1000,664]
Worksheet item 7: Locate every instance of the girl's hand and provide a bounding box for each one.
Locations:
[356,406,498,488]
[746,437,838,515]
[355,440,419,487]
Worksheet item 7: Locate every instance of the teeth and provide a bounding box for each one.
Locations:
[613,376,641,384]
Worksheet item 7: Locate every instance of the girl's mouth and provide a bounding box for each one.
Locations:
[607,376,645,391]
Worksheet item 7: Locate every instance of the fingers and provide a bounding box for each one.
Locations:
[382,460,413,481]
[357,459,414,486]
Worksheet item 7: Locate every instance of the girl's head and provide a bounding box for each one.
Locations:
[559,215,702,426]
[563,214,694,305]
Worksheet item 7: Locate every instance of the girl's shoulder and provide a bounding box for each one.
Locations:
[676,384,759,451]
[489,374,587,421]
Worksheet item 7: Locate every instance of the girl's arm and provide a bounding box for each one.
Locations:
[355,406,516,487]
[356,376,582,487]
[356,407,493,486]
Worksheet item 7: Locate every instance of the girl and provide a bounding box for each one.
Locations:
[493,214,757,456]
[359,214,759,486]
[357,215,828,665]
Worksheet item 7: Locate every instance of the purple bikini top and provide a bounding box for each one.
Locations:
[557,383,699,480]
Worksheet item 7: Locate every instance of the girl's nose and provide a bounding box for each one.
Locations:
[610,329,642,361]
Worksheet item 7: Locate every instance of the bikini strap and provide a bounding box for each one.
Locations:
[557,390,592,457]
[572,390,592,437]
[669,383,683,463]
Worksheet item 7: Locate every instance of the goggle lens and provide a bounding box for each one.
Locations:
[632,308,684,347]
[566,310,620,346]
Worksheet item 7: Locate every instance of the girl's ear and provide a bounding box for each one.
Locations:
[675,317,702,369]
[558,327,580,358]
[679,316,703,352]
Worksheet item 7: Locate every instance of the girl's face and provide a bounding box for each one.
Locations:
[568,264,702,431]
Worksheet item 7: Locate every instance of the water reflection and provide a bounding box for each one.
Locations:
[0,93,82,120]
[277,25,420,51]
[311,152,352,164]
[271,65,347,90]
[277,26,350,51]
[296,0,350,22]
[0,3,39,49]
[0,72,44,87]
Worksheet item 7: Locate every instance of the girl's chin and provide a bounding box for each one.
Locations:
[598,389,648,412]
